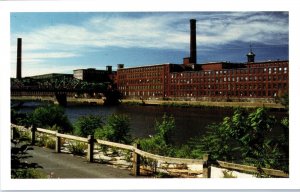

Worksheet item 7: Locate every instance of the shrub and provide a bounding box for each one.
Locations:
[12,168,48,179]
[11,108,34,128]
[94,114,131,144]
[222,170,237,178]
[67,141,87,156]
[154,114,175,145]
[45,139,56,150]
[196,107,289,171]
[73,115,103,137]
[11,134,45,178]
[37,134,56,149]
[30,104,72,133]
[139,114,175,156]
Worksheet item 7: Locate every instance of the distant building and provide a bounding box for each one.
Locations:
[116,19,289,101]
[73,66,115,83]
[29,73,73,80]
[116,60,288,100]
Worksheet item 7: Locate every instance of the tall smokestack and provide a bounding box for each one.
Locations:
[16,38,22,79]
[190,19,197,64]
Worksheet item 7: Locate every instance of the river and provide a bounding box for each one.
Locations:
[18,102,287,145]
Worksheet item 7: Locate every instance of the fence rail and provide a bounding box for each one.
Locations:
[11,124,209,177]
[11,124,288,178]
[217,160,288,178]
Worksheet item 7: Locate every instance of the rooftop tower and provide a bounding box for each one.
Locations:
[247,45,255,63]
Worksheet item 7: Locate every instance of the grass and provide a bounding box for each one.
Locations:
[66,141,87,156]
[121,99,284,109]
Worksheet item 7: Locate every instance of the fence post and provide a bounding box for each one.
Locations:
[55,131,61,153]
[31,125,37,145]
[11,126,16,139]
[132,143,141,176]
[87,135,94,162]
[203,154,211,178]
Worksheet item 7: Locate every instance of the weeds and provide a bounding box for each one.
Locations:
[67,141,87,156]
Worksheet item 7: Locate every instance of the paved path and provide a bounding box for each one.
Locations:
[27,146,137,178]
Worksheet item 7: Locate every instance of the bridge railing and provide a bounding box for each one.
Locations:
[11,124,209,178]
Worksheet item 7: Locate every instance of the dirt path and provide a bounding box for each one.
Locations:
[26,146,138,178]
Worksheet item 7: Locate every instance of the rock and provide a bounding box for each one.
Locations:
[187,164,202,171]
[98,155,113,161]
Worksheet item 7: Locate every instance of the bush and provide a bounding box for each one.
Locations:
[67,141,87,156]
[30,104,72,133]
[222,170,237,178]
[37,134,56,149]
[73,115,103,137]
[139,114,175,156]
[11,109,34,127]
[11,134,46,178]
[94,114,131,144]
[196,107,289,172]
[12,168,48,179]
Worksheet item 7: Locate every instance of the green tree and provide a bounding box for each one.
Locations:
[279,93,289,111]
[94,114,131,144]
[138,114,175,156]
[197,107,288,172]
[30,105,72,133]
[73,115,103,137]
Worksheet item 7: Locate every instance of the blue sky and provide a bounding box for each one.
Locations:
[10,12,289,77]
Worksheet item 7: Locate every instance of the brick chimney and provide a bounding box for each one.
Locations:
[16,38,22,79]
[190,19,197,64]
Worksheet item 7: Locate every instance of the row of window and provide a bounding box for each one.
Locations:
[170,74,288,84]
[124,91,163,97]
[119,85,163,91]
[171,67,288,79]
[247,62,288,69]
[170,90,279,97]
[118,79,163,85]
[119,66,165,74]
[170,83,288,91]
[118,72,163,79]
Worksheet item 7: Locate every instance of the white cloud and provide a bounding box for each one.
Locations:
[10,12,288,76]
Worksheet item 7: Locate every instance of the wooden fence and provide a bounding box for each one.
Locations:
[11,124,208,177]
[11,124,288,178]
[216,160,288,178]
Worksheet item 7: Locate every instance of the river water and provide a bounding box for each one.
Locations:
[18,102,286,145]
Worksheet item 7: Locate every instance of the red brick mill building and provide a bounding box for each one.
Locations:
[116,19,289,101]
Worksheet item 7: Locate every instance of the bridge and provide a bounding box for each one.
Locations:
[11,77,121,106]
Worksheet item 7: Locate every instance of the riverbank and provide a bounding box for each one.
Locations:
[11,96,105,105]
[121,99,285,109]
[11,96,285,109]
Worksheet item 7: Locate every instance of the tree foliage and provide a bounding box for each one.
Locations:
[196,107,288,172]
[73,115,103,137]
[138,114,175,156]
[94,114,131,144]
[30,105,72,133]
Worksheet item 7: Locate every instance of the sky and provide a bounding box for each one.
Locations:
[10,12,289,77]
